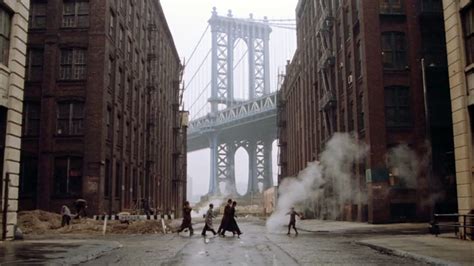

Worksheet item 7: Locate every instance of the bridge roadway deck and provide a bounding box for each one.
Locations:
[187,93,277,152]
[187,112,276,152]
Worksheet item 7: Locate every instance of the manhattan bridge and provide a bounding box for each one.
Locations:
[185,8,296,197]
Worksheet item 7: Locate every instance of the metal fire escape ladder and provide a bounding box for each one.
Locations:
[317,0,336,138]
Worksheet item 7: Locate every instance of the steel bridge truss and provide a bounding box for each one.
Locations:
[209,8,272,112]
[190,9,276,196]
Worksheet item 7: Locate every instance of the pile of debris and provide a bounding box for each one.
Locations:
[17,210,178,235]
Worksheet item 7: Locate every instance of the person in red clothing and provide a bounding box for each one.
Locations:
[287,207,300,235]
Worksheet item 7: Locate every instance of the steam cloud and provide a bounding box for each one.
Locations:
[266,133,367,232]
[386,144,420,188]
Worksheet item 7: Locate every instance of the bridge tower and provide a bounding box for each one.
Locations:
[206,8,274,196]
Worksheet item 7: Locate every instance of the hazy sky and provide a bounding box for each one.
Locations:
[161,0,298,198]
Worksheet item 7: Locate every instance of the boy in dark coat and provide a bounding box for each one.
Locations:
[287,207,300,235]
[222,201,242,237]
[217,199,233,236]
[177,201,194,235]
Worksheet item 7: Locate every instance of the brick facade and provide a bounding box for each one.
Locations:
[279,0,455,223]
[19,0,186,217]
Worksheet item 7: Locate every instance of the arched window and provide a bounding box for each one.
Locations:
[385,86,410,127]
[381,32,407,70]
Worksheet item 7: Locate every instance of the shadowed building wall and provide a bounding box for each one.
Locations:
[19,0,186,216]
[279,0,455,223]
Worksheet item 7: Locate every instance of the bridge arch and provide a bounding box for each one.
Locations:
[234,146,249,196]
[233,38,250,101]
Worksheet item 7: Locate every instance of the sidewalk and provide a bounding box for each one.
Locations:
[298,219,427,233]
[359,235,474,266]
[297,219,473,265]
[0,239,122,264]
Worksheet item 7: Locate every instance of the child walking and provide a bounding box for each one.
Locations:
[201,203,217,236]
[177,201,194,236]
[287,207,300,235]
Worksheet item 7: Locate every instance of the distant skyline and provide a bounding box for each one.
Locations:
[161,0,298,197]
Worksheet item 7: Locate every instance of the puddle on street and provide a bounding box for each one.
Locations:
[0,243,80,264]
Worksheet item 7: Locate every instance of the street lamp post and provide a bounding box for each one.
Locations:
[421,58,435,218]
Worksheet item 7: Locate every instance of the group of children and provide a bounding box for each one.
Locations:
[176,200,302,237]
[177,199,242,237]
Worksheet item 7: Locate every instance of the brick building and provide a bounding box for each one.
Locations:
[278,0,456,223]
[19,0,187,216]
[441,0,474,219]
[0,0,29,240]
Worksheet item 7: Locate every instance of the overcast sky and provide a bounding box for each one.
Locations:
[161,0,298,199]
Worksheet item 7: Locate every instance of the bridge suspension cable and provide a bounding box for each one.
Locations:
[184,48,212,91]
[185,24,210,68]
[187,81,211,110]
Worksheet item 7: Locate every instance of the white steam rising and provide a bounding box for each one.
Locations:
[386,144,420,188]
[192,198,223,218]
[266,133,367,232]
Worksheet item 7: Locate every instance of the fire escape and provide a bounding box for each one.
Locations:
[145,21,158,201]
[316,0,337,142]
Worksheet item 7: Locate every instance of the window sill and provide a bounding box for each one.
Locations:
[383,68,410,73]
[60,27,90,31]
[22,135,40,139]
[52,194,81,199]
[55,134,85,138]
[25,80,43,84]
[379,13,406,18]
[386,126,412,131]
[28,27,47,32]
[465,63,474,73]
[57,79,87,85]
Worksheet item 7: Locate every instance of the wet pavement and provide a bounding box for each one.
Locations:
[81,219,427,265]
[0,239,121,265]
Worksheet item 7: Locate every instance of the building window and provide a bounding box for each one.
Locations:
[29,2,47,29]
[117,115,122,146]
[355,41,362,78]
[127,38,132,62]
[62,0,89,28]
[109,11,115,37]
[115,162,121,199]
[421,0,442,13]
[19,156,38,198]
[127,1,132,27]
[119,25,124,51]
[26,49,44,81]
[0,7,11,65]
[357,93,365,131]
[106,107,112,140]
[104,159,110,197]
[23,102,41,136]
[379,0,404,15]
[60,48,87,80]
[381,32,407,70]
[57,102,84,135]
[54,156,83,196]
[385,86,410,127]
[462,5,474,65]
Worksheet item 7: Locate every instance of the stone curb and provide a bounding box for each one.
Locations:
[52,241,123,265]
[357,240,455,266]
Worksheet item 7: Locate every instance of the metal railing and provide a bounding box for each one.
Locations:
[429,213,474,240]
